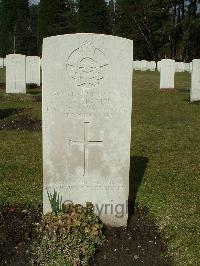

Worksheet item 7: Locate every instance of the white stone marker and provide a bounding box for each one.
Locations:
[6,54,26,93]
[175,62,185,72]
[26,56,41,85]
[133,60,141,71]
[150,61,156,71]
[183,63,190,72]
[190,62,193,73]
[42,33,133,227]
[175,62,180,72]
[0,58,4,68]
[157,61,161,71]
[190,59,200,102]
[141,60,149,71]
[160,59,175,90]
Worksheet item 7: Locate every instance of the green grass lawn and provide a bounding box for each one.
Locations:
[0,69,199,265]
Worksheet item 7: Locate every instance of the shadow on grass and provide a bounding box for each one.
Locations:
[0,108,23,120]
[183,97,200,104]
[176,88,190,93]
[190,100,200,104]
[27,90,41,96]
[128,156,149,222]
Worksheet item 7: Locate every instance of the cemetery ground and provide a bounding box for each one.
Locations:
[0,68,199,265]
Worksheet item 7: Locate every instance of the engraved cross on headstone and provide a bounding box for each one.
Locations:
[14,75,19,91]
[68,122,103,176]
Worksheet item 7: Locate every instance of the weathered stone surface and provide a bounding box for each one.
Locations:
[42,34,133,227]
[190,59,200,102]
[26,56,40,85]
[160,59,175,90]
[6,54,26,93]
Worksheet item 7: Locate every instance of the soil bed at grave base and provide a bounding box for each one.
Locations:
[0,206,171,266]
[0,108,41,131]
[90,206,171,266]
[0,205,42,266]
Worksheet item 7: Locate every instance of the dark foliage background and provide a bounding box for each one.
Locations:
[0,0,200,61]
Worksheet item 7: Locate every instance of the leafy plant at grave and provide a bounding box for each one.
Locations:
[31,202,105,266]
[47,189,64,215]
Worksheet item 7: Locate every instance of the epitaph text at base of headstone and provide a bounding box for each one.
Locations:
[42,34,133,227]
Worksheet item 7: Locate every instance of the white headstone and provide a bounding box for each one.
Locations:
[175,62,185,72]
[26,56,41,85]
[133,60,141,71]
[160,59,175,90]
[175,62,180,72]
[150,61,156,71]
[157,61,161,71]
[6,54,26,93]
[180,62,185,72]
[183,63,190,72]
[141,60,149,71]
[190,62,193,73]
[42,33,133,227]
[190,59,200,102]
[0,58,4,68]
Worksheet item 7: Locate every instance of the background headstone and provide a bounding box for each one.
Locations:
[0,58,4,68]
[190,62,193,73]
[133,60,141,71]
[157,61,161,71]
[183,63,190,72]
[160,59,175,90]
[26,56,41,85]
[6,54,26,93]
[42,34,133,227]
[175,62,185,72]
[190,59,200,102]
[141,60,149,71]
[150,61,156,71]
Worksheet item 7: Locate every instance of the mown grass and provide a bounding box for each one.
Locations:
[0,67,42,206]
[0,69,199,265]
[132,71,199,265]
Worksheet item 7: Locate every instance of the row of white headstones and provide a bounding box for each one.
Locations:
[136,59,200,102]
[0,55,40,93]
[0,34,199,228]
[133,60,192,73]
[1,56,200,102]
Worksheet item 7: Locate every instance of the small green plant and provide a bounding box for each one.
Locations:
[47,189,64,215]
[31,202,105,266]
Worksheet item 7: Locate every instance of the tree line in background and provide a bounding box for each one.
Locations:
[0,0,200,61]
